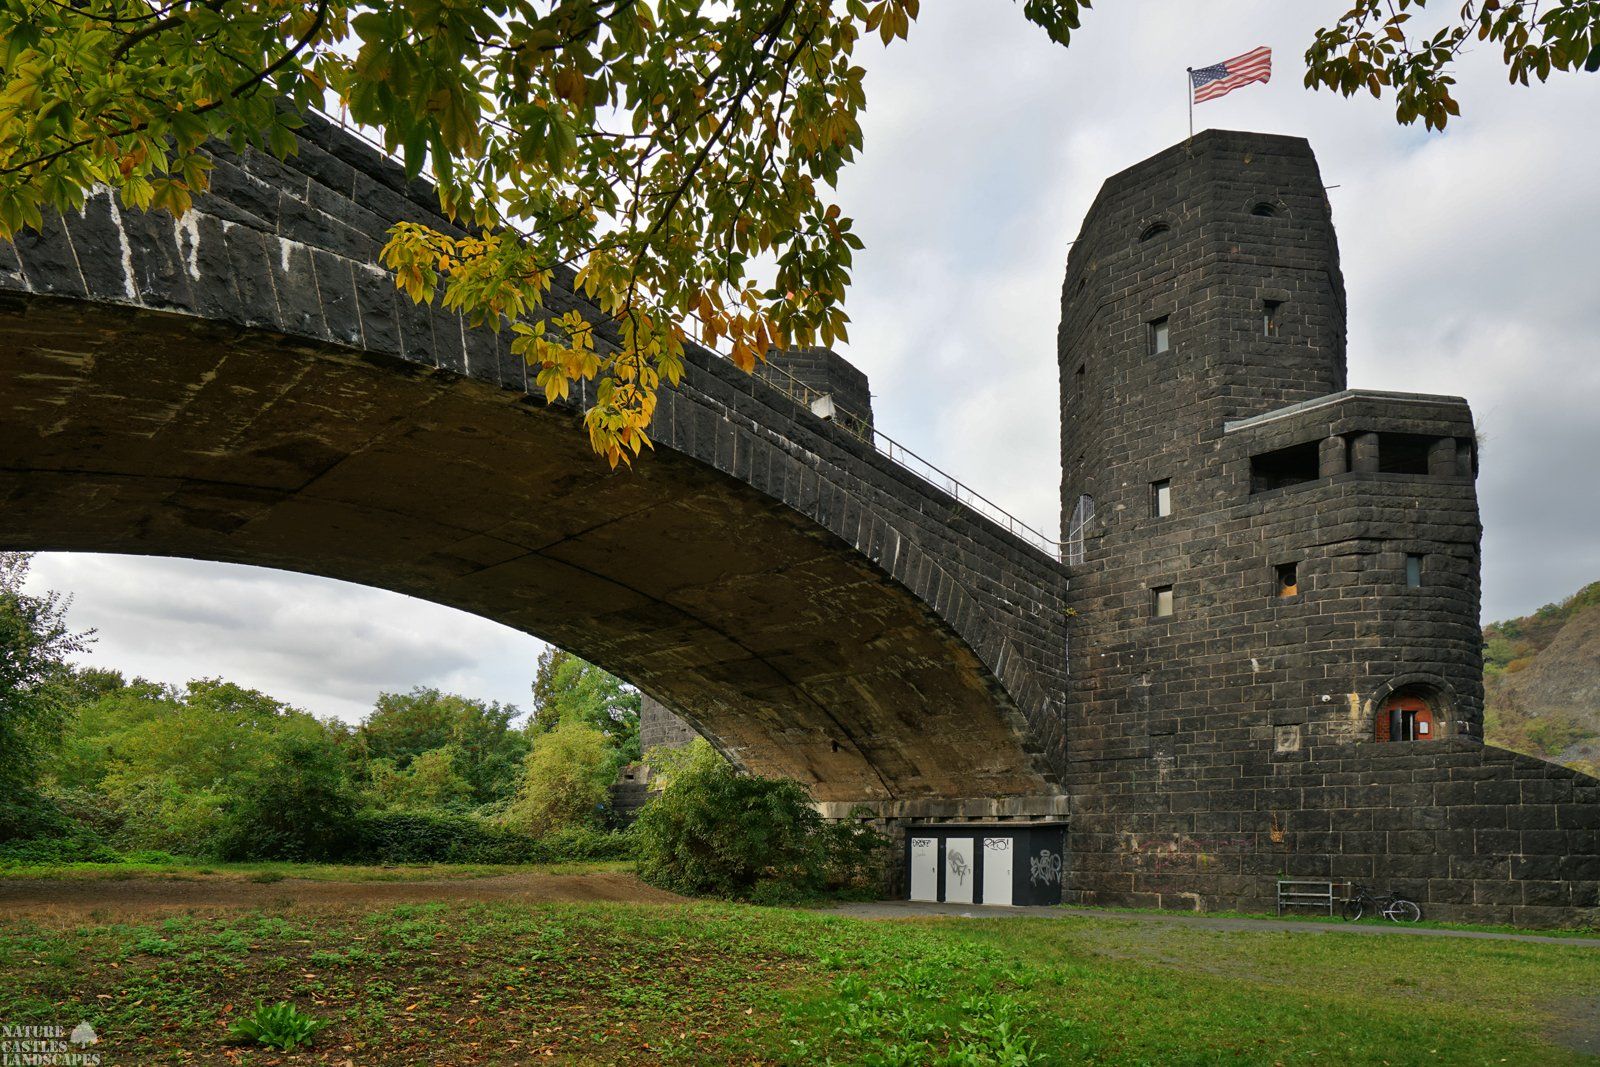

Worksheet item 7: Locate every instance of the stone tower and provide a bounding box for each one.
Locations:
[1059,130,1490,911]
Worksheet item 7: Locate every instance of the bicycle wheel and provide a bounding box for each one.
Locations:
[1387,898,1422,923]
[1341,897,1366,922]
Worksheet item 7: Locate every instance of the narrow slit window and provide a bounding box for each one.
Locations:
[1150,479,1171,518]
[1275,562,1299,598]
[1262,300,1282,338]
[1065,494,1095,566]
[1149,316,1170,355]
[1406,554,1423,588]
[1151,585,1174,618]
[1074,363,1085,399]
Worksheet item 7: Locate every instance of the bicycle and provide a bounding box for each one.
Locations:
[1341,883,1422,922]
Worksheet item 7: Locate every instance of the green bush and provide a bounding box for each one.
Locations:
[0,832,122,866]
[633,744,884,901]
[215,732,359,862]
[346,810,632,864]
[502,720,617,835]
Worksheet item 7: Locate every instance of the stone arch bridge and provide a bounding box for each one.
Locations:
[0,114,1069,815]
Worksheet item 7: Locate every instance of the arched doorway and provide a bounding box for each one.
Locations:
[1376,690,1439,742]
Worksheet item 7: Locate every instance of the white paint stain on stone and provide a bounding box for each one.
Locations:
[174,211,203,281]
[101,191,138,301]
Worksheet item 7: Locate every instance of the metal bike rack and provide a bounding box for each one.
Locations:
[1276,879,1339,916]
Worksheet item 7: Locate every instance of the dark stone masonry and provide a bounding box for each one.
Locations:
[0,115,1594,922]
[1056,130,1597,924]
[0,111,1068,811]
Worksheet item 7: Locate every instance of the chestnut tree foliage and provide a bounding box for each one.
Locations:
[0,0,1593,462]
[1306,0,1600,130]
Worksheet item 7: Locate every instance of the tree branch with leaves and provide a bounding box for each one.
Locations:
[1,0,1592,464]
[1304,0,1600,129]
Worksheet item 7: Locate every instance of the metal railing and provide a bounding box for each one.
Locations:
[305,106,1064,559]
[752,359,1062,558]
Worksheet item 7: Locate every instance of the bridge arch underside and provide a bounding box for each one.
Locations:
[0,295,1055,804]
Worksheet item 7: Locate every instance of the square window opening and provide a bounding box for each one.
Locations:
[1250,440,1321,493]
[1151,585,1174,618]
[1275,561,1299,598]
[1149,316,1170,355]
[1405,554,1423,588]
[1151,479,1172,518]
[1376,432,1436,475]
[1262,300,1282,337]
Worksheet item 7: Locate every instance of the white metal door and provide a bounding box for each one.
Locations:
[981,837,1014,906]
[943,837,974,904]
[909,837,939,901]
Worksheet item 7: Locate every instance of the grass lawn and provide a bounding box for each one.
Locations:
[0,875,1596,1064]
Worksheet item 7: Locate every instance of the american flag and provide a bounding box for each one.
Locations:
[1190,47,1272,104]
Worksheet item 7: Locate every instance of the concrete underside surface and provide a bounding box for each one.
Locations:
[0,294,1052,803]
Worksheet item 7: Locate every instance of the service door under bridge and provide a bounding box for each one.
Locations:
[943,837,975,904]
[909,836,939,902]
[902,824,1066,907]
[981,837,1014,906]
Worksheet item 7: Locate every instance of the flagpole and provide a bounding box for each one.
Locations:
[1186,68,1194,141]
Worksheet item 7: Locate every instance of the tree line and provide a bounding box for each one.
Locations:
[0,553,641,864]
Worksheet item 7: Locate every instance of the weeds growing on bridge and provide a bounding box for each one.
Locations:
[0,878,1596,1064]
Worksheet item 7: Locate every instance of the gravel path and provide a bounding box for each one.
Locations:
[0,870,684,920]
[828,900,1600,947]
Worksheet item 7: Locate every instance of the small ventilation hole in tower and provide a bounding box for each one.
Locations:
[1139,222,1170,242]
[1251,202,1278,218]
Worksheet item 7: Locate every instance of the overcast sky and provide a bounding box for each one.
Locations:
[23,2,1600,723]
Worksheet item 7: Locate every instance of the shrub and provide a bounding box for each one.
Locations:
[0,790,72,847]
[366,748,476,812]
[633,749,885,901]
[104,779,228,857]
[533,824,636,863]
[502,720,615,836]
[0,832,122,866]
[346,810,633,865]
[215,732,359,861]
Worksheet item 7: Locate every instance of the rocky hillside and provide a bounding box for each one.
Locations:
[1483,581,1600,777]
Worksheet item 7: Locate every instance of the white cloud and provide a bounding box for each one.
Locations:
[24,554,542,724]
[20,3,1599,710]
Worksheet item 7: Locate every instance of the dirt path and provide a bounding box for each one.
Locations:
[0,869,685,921]
[830,900,1600,948]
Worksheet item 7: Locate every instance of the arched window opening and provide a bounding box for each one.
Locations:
[1251,201,1278,218]
[1376,688,1441,742]
[1139,222,1170,242]
[1065,494,1095,565]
